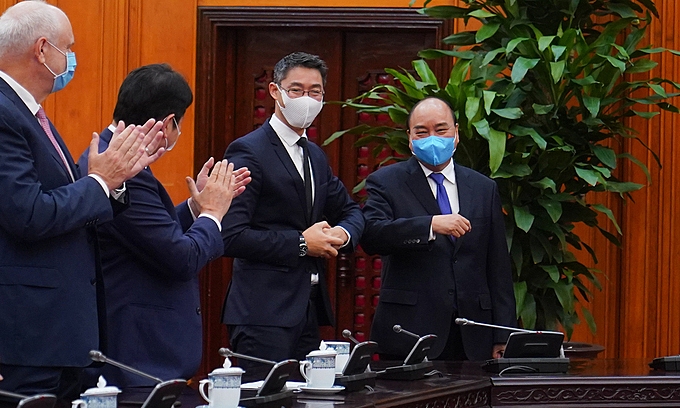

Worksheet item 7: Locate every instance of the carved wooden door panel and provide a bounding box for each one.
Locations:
[195,7,450,378]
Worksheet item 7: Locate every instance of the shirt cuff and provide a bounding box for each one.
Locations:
[110,183,126,202]
[88,174,110,198]
[187,198,198,220]
[198,213,222,232]
[429,224,436,241]
[338,226,351,249]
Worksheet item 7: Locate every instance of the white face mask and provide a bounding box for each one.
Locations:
[276,85,323,129]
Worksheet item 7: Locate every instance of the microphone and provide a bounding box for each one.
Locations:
[89,350,163,383]
[342,329,360,345]
[218,348,277,366]
[393,324,421,340]
[0,389,29,401]
[454,318,561,335]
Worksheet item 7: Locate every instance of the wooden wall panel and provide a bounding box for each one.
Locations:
[4,0,679,370]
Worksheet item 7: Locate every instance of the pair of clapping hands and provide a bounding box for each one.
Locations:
[87,119,250,221]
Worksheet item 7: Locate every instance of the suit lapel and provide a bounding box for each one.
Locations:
[263,121,309,223]
[0,79,75,182]
[405,157,441,215]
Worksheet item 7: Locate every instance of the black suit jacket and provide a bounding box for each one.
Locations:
[221,119,364,328]
[78,129,224,386]
[362,157,516,361]
[0,78,116,368]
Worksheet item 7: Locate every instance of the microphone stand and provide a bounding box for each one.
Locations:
[88,350,186,408]
[335,329,379,391]
[453,318,570,374]
[375,325,437,381]
[217,349,297,406]
[0,390,57,408]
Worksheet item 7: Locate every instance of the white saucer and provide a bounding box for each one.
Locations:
[299,385,345,395]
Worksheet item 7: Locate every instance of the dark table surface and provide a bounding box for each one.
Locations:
[118,359,680,408]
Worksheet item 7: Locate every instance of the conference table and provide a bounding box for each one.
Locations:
[145,358,680,408]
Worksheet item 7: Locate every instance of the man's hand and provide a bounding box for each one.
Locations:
[303,221,345,258]
[492,344,506,359]
[324,226,349,250]
[195,157,215,192]
[432,214,472,238]
[186,160,236,220]
[232,167,251,198]
[87,119,165,190]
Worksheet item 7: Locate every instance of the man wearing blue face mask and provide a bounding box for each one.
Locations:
[362,97,516,362]
[0,1,165,403]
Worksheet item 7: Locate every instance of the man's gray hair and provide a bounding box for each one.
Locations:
[0,1,65,59]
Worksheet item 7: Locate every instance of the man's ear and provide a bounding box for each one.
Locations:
[269,82,280,102]
[34,37,48,63]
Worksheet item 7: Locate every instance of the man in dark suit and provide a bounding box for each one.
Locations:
[221,52,364,376]
[362,97,516,361]
[78,64,251,387]
[0,1,164,402]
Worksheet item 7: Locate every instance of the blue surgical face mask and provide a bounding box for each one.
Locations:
[43,40,77,93]
[411,135,456,167]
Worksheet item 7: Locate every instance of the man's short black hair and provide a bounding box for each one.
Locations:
[406,96,457,129]
[273,52,328,86]
[113,63,193,126]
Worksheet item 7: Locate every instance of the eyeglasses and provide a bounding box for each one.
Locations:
[279,85,325,100]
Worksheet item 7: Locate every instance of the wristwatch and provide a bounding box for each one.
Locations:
[299,234,308,257]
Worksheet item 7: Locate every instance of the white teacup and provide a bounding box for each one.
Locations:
[299,349,336,388]
[71,376,120,408]
[322,341,350,374]
[199,365,244,408]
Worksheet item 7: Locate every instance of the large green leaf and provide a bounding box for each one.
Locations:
[419,5,469,19]
[514,281,527,319]
[575,167,601,186]
[593,145,617,169]
[513,205,535,232]
[473,119,506,173]
[550,61,565,84]
[476,21,501,43]
[483,91,496,115]
[541,265,560,283]
[591,203,622,235]
[413,59,438,86]
[582,95,601,117]
[511,57,539,83]
[607,3,638,18]
[443,31,477,46]
[492,107,523,119]
[537,197,563,223]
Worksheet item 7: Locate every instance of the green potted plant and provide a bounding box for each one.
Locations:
[325,0,679,339]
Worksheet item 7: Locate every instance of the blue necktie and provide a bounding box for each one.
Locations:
[430,173,455,243]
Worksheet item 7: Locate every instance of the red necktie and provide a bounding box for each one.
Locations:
[36,107,74,182]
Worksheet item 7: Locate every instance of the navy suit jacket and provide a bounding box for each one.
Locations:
[221,119,364,328]
[77,129,224,387]
[362,157,516,361]
[0,78,116,368]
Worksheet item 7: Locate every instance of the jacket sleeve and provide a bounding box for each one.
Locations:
[221,140,300,267]
[361,171,433,255]
[98,171,224,282]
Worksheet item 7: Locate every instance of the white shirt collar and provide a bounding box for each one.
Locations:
[269,114,307,146]
[418,158,456,185]
[0,70,41,116]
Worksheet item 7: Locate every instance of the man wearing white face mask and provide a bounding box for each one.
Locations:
[77,63,251,388]
[221,52,364,378]
[362,97,516,362]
